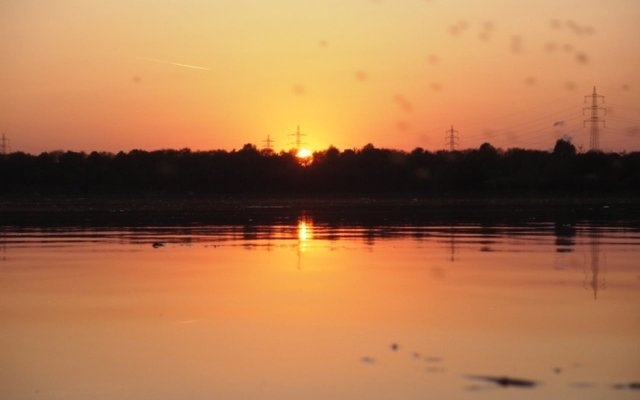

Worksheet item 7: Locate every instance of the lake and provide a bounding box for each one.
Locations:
[1,202,639,399]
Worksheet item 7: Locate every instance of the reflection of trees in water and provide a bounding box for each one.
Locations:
[553,222,606,299]
[325,221,340,242]
[264,226,274,252]
[554,222,576,270]
[242,224,278,251]
[478,224,496,253]
[0,230,6,262]
[242,224,259,241]
[362,227,376,251]
[362,226,395,248]
[554,222,576,250]
[242,224,258,250]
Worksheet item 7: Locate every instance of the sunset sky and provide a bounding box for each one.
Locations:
[2,0,639,153]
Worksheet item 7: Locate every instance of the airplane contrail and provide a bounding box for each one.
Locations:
[137,56,210,71]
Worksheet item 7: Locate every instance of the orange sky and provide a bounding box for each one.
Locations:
[1,0,639,153]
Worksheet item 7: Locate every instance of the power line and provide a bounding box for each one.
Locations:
[461,113,584,143]
[584,86,606,151]
[606,102,640,115]
[489,103,583,134]
[606,115,640,126]
[457,108,584,145]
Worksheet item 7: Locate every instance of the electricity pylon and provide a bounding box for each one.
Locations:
[289,125,307,150]
[262,134,274,152]
[1,134,9,155]
[583,86,606,151]
[445,125,459,151]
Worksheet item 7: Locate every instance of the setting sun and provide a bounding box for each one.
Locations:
[296,149,312,159]
[296,149,313,166]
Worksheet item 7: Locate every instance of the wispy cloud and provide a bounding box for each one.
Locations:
[137,56,210,71]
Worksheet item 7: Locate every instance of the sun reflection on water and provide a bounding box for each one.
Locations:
[295,217,314,270]
[297,218,313,243]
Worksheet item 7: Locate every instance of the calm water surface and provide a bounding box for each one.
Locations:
[1,218,639,399]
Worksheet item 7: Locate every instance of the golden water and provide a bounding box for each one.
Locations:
[1,220,639,399]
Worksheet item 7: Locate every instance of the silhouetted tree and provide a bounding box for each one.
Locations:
[0,142,638,196]
[553,139,577,158]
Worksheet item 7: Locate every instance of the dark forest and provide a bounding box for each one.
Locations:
[2,140,639,196]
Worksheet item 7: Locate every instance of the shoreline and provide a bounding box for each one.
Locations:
[1,195,639,228]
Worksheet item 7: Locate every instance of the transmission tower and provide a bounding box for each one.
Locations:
[1,134,9,155]
[445,125,459,151]
[583,86,606,151]
[289,125,307,150]
[262,134,275,152]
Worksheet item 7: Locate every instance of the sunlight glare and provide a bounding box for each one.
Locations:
[297,218,313,242]
[296,149,313,166]
[296,149,312,159]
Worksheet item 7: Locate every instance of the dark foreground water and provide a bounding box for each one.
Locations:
[1,202,639,399]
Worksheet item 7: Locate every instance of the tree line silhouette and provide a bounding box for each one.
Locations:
[1,140,638,196]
